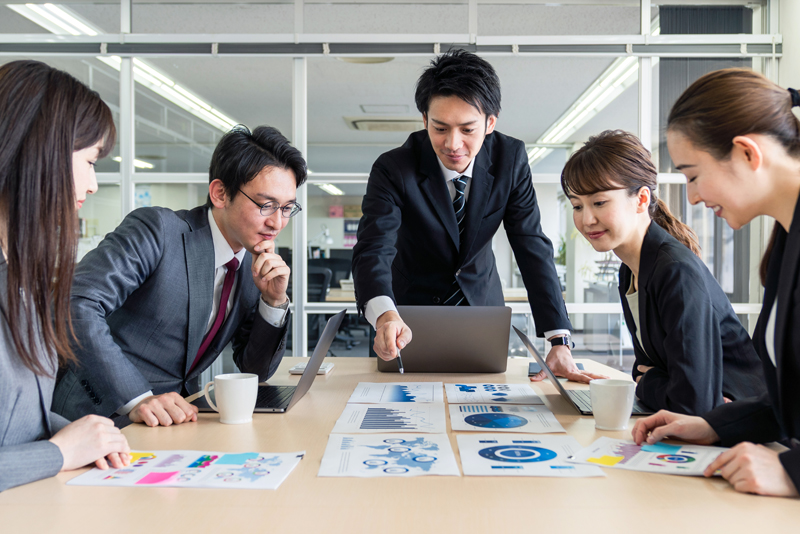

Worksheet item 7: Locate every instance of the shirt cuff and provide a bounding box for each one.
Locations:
[364,296,398,329]
[259,297,290,328]
[117,391,153,416]
[544,329,571,341]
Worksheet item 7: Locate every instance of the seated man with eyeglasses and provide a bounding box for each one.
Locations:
[53,125,305,427]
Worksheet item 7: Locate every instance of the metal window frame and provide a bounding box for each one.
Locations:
[2,0,779,356]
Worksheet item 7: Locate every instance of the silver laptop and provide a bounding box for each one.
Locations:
[513,326,654,416]
[377,306,512,373]
[194,309,346,413]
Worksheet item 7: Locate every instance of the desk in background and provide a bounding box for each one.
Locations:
[326,287,530,303]
[1,358,797,533]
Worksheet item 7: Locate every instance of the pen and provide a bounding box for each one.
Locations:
[397,349,404,374]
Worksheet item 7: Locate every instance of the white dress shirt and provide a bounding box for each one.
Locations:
[363,156,568,342]
[118,208,290,414]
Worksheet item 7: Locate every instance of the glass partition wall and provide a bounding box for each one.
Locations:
[0,0,779,373]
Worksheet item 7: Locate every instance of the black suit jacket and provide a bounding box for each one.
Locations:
[352,130,570,336]
[703,198,800,490]
[52,206,288,420]
[620,222,766,415]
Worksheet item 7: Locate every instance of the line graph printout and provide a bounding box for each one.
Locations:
[332,403,446,434]
[67,450,304,489]
[318,434,460,478]
[445,383,544,405]
[449,404,565,433]
[348,382,444,404]
[567,437,727,476]
[457,435,604,477]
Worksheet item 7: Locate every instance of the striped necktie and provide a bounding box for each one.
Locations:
[443,176,468,306]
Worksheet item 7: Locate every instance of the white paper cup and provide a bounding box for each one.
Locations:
[590,379,635,431]
[202,373,258,424]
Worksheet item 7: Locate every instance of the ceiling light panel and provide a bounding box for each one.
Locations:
[7,4,237,132]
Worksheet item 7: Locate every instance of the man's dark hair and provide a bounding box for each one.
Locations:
[414,49,501,118]
[207,124,307,205]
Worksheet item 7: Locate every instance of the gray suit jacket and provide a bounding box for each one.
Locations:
[0,258,69,492]
[53,206,289,420]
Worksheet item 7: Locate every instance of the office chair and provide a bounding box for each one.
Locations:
[306,266,332,350]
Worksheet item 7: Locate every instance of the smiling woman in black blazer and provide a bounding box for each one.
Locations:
[633,68,800,498]
[562,130,766,416]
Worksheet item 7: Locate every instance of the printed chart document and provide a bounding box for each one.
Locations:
[445,383,543,405]
[318,434,460,477]
[568,437,727,476]
[457,435,604,477]
[348,382,444,404]
[449,404,565,433]
[332,403,446,434]
[67,450,304,489]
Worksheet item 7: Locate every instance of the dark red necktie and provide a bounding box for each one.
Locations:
[189,257,239,372]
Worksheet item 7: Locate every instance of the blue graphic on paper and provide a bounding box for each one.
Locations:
[457,385,477,392]
[215,467,270,483]
[465,413,528,429]
[383,385,432,402]
[217,453,260,465]
[358,438,442,473]
[479,445,557,463]
[641,443,682,454]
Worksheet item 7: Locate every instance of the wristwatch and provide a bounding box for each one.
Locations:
[550,334,574,349]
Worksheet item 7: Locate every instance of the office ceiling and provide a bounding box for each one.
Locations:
[0,1,647,194]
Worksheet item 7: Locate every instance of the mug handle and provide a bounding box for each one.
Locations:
[203,382,218,412]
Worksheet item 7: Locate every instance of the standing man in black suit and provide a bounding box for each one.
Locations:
[352,49,602,383]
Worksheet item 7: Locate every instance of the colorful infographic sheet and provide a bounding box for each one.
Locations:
[568,437,727,476]
[318,434,460,477]
[332,403,446,434]
[457,435,604,477]
[449,404,565,433]
[67,450,304,489]
[445,383,544,405]
[347,382,444,404]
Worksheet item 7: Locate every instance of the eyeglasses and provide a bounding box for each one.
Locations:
[238,189,302,218]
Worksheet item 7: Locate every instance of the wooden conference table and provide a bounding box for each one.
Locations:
[1,358,798,533]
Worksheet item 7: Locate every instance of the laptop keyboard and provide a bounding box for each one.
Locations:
[568,389,650,414]
[257,385,296,408]
[568,389,593,412]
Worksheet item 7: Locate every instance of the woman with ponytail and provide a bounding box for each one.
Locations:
[562,130,766,417]
[632,68,800,498]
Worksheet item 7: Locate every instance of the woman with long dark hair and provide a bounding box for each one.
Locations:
[633,68,800,497]
[562,130,765,415]
[0,60,130,492]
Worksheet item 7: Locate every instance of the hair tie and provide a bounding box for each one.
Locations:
[789,88,800,108]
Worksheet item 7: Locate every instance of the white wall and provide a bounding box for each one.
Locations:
[780,0,800,90]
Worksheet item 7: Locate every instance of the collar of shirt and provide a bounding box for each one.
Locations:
[207,208,246,271]
[436,155,475,183]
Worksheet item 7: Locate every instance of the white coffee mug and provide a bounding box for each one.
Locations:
[202,373,258,424]
[590,379,635,431]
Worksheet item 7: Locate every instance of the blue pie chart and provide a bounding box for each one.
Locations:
[464,413,528,428]
[479,445,557,463]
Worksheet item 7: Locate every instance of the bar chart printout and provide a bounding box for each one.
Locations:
[347,382,444,404]
[332,403,446,434]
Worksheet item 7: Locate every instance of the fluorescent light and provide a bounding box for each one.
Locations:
[113,156,155,170]
[316,184,345,196]
[24,3,81,35]
[8,4,237,132]
[528,17,661,167]
[42,3,97,36]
